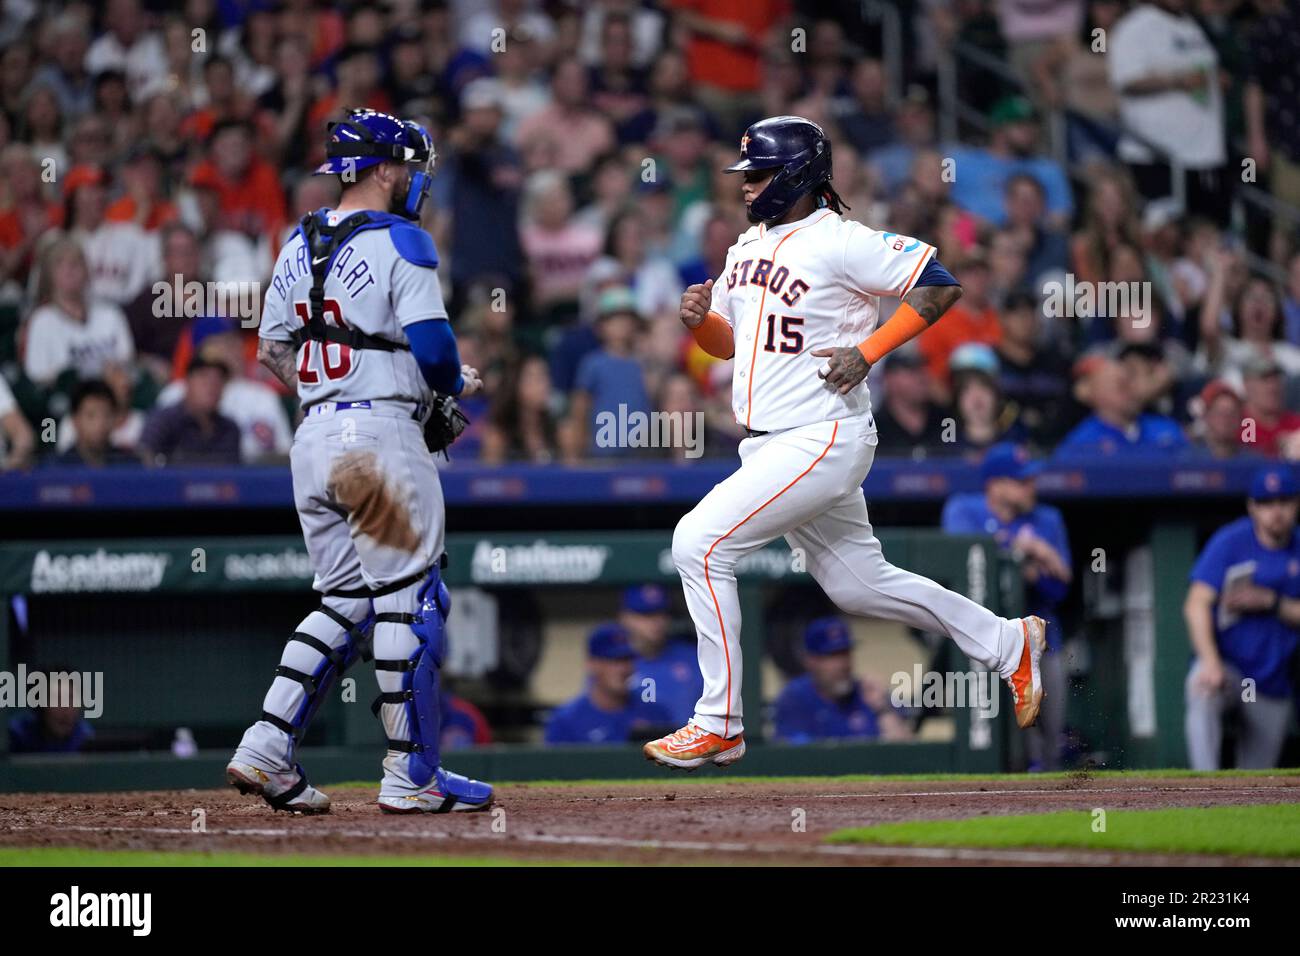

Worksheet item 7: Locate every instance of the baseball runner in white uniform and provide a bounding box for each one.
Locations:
[644,116,1047,769]
[225,109,493,813]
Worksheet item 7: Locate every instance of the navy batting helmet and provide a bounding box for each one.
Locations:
[725,115,845,222]
[315,108,436,220]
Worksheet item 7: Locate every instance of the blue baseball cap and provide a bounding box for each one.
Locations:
[587,622,636,660]
[1249,465,1300,501]
[804,617,853,656]
[622,583,669,615]
[980,442,1040,483]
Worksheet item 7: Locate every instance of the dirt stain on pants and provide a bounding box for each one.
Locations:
[328,450,421,553]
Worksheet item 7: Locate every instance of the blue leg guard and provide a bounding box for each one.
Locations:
[372,567,447,789]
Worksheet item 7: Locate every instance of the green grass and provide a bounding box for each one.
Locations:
[0,847,611,867]
[323,767,1300,790]
[828,803,1300,858]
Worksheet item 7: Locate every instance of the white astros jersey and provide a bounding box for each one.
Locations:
[709,208,935,432]
[259,209,448,408]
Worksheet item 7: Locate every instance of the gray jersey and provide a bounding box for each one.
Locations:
[259,210,448,408]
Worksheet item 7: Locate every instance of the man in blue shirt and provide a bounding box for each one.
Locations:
[623,583,702,725]
[942,443,1073,769]
[567,287,653,458]
[773,618,909,744]
[545,622,674,745]
[1184,464,1300,769]
[1058,354,1188,456]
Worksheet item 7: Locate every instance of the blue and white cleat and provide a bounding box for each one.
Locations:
[377,767,494,814]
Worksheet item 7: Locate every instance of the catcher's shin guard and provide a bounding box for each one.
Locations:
[240,595,372,769]
[371,565,449,788]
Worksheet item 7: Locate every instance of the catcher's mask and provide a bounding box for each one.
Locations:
[315,108,436,221]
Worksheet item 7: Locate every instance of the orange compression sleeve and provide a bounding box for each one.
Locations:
[857,303,927,365]
[692,310,735,359]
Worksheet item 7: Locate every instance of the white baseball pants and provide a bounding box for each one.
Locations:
[672,414,1026,738]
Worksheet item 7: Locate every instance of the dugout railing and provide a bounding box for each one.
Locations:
[0,529,1028,792]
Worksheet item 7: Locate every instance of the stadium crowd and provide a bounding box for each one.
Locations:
[0,0,1296,474]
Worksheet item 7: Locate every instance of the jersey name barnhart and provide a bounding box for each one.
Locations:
[271,239,377,304]
[726,256,812,308]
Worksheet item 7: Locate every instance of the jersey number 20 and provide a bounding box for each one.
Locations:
[293,299,352,382]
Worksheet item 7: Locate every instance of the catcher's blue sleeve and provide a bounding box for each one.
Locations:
[405,319,464,395]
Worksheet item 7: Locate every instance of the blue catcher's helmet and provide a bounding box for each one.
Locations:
[314,108,436,220]
[725,115,833,223]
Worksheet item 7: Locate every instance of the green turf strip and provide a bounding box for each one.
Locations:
[828,803,1300,857]
[323,768,1300,790]
[0,847,611,867]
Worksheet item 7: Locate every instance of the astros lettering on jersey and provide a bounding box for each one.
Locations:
[709,210,934,431]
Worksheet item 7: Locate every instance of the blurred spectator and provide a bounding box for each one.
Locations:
[996,0,1085,95]
[482,353,560,464]
[516,59,615,175]
[1108,0,1229,224]
[942,443,1072,768]
[871,344,946,459]
[671,0,788,138]
[105,146,178,232]
[7,682,94,753]
[1030,0,1123,162]
[947,344,1027,456]
[623,583,701,725]
[588,11,651,140]
[1071,167,1143,288]
[773,617,910,744]
[1245,0,1300,261]
[0,373,34,470]
[1058,354,1188,455]
[563,286,652,459]
[31,12,93,118]
[0,144,60,290]
[491,37,548,141]
[519,170,603,323]
[836,59,895,156]
[139,356,240,466]
[1184,465,1300,769]
[155,318,291,464]
[868,89,937,194]
[437,79,525,301]
[544,622,673,744]
[54,364,144,462]
[579,0,666,69]
[1198,250,1300,385]
[1189,379,1250,459]
[1003,173,1069,289]
[65,163,162,307]
[187,119,288,255]
[123,222,204,383]
[995,291,1074,448]
[1240,356,1300,457]
[586,207,682,320]
[84,0,168,98]
[459,0,556,57]
[947,96,1073,229]
[441,693,493,750]
[22,236,134,388]
[918,248,1001,400]
[52,378,136,467]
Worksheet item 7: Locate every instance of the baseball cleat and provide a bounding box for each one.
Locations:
[226,759,331,814]
[377,767,494,814]
[643,723,746,770]
[1007,616,1047,729]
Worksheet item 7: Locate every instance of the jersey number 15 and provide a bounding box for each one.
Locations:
[763,313,804,354]
[293,299,352,382]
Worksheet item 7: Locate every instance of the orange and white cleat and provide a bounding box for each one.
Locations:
[644,723,746,770]
[1007,616,1047,729]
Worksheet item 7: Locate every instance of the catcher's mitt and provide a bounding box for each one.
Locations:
[424,393,469,457]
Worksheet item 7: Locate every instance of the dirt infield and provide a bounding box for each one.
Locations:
[2,773,1299,866]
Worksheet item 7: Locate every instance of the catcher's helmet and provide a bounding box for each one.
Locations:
[315,108,436,220]
[725,115,834,223]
